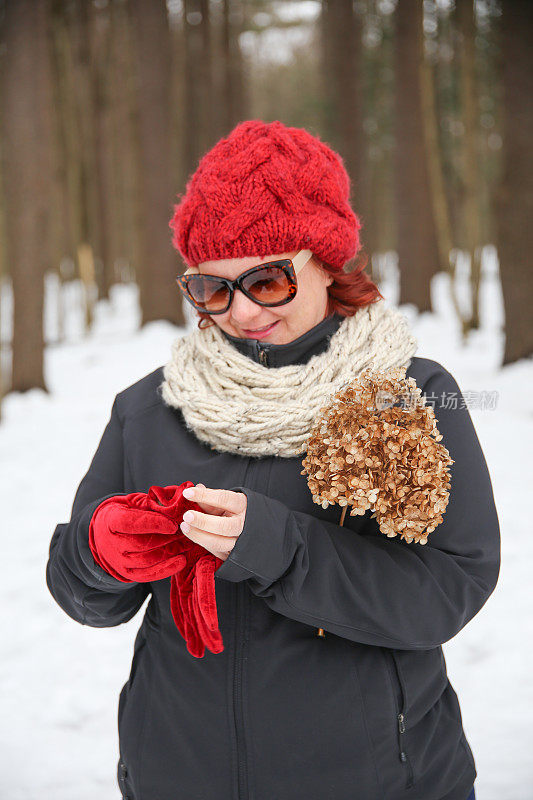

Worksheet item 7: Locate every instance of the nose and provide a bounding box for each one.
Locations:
[229,288,265,327]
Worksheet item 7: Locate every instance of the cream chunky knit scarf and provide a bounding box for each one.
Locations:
[160,299,418,458]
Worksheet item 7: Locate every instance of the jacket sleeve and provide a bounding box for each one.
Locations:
[46,397,150,627]
[215,364,501,650]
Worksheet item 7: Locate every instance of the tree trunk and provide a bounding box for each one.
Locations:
[169,0,186,193]
[68,0,102,329]
[182,0,218,176]
[50,1,81,270]
[50,1,91,332]
[394,0,439,312]
[495,0,533,365]
[219,0,247,136]
[48,1,74,304]
[0,132,7,416]
[130,0,184,326]
[456,0,482,332]
[113,0,142,284]
[89,0,115,300]
[1,0,51,393]
[319,1,367,262]
[362,1,396,259]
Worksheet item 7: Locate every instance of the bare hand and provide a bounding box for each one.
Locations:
[180,484,247,561]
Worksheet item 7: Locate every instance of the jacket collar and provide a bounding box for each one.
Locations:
[218,312,344,368]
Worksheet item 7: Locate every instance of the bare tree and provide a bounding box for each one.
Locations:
[219,0,248,135]
[130,0,184,326]
[68,0,103,328]
[456,0,483,332]
[182,0,218,175]
[88,0,116,300]
[50,0,94,331]
[1,0,52,393]
[394,0,440,312]
[419,2,462,328]
[0,131,7,417]
[320,0,364,240]
[495,0,533,364]
[360,1,397,263]
[111,0,142,285]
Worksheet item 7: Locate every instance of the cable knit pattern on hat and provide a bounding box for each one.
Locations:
[169,119,361,270]
[160,299,418,458]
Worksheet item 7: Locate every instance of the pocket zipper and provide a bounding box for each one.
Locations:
[119,760,131,799]
[387,650,415,788]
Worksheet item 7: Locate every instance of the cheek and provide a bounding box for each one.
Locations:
[295,275,326,309]
[209,314,234,335]
[277,281,312,320]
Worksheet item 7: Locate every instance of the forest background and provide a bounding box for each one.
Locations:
[0,0,531,406]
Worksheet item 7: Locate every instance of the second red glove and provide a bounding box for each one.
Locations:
[170,545,224,658]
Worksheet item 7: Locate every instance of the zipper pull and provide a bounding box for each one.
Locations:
[396,712,413,781]
[259,348,268,366]
[398,714,407,763]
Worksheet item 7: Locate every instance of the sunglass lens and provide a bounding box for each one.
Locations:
[187,276,230,312]
[242,266,292,305]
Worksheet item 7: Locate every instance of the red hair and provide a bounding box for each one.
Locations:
[195,250,383,330]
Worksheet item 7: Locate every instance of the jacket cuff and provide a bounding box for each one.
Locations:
[214,486,292,585]
[77,495,140,591]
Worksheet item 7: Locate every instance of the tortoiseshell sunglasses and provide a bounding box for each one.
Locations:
[175,249,313,315]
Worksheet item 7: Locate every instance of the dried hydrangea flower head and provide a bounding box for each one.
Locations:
[301,366,454,545]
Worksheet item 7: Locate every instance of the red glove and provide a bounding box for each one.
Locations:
[89,483,224,658]
[170,546,224,659]
[89,485,188,582]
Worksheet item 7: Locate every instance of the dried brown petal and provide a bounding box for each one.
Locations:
[301,365,453,545]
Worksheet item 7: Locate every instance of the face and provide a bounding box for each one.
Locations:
[196,251,334,344]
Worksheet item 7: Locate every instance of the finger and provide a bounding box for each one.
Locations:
[180,524,238,558]
[122,538,182,557]
[183,485,246,516]
[169,575,186,639]
[194,558,220,632]
[182,509,241,537]
[124,553,186,578]
[171,573,203,658]
[192,581,214,642]
[186,484,224,516]
[106,507,179,536]
[191,566,224,652]
[192,584,224,654]
[186,591,204,658]
[118,528,182,549]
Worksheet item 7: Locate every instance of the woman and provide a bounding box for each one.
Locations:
[46,120,499,800]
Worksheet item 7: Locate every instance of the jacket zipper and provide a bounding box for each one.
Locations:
[387,650,415,788]
[230,452,258,799]
[233,570,249,798]
[255,341,269,366]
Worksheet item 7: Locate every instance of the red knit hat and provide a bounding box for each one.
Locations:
[169,119,361,271]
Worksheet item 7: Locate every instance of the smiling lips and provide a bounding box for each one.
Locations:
[242,321,279,337]
[247,323,275,332]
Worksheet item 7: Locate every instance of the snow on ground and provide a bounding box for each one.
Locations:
[1,261,531,800]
